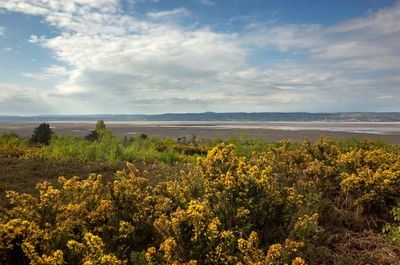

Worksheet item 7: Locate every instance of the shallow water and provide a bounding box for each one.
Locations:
[97,121,400,135]
[2,121,400,135]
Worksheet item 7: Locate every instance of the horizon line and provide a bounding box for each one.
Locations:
[1,111,400,117]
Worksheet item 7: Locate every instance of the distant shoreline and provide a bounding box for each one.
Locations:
[1,121,400,144]
[1,112,400,123]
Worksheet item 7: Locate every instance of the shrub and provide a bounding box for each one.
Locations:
[382,206,400,244]
[96,120,106,131]
[2,138,400,264]
[339,149,400,211]
[85,120,108,141]
[84,130,99,141]
[173,144,208,156]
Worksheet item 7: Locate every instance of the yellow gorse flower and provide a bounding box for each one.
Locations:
[3,138,399,264]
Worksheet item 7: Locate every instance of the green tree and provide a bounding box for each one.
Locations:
[30,123,54,145]
[96,120,106,131]
[85,120,108,141]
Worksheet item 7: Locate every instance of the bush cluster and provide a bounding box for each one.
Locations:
[1,136,400,264]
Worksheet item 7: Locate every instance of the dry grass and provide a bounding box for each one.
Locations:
[0,156,120,207]
[329,230,400,265]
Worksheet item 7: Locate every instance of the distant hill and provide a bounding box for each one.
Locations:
[0,112,399,122]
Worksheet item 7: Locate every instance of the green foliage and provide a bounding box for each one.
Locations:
[45,134,121,164]
[383,206,400,244]
[96,120,106,131]
[29,123,54,145]
[85,120,108,141]
[84,130,99,141]
[209,134,271,157]
[0,133,26,147]
[43,121,194,164]
[0,133,30,158]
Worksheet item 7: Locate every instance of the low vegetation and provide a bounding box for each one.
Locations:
[0,123,400,264]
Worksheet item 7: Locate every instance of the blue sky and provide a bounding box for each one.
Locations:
[0,0,399,115]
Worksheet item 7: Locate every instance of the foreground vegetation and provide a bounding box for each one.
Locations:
[0,124,400,264]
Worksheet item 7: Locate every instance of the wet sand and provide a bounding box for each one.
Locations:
[1,121,400,144]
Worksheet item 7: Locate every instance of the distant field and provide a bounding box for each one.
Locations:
[1,121,400,143]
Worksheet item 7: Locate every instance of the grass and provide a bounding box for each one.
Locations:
[43,134,189,164]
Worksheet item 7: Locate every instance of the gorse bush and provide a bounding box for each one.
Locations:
[0,144,313,264]
[1,137,400,264]
[339,148,400,212]
[0,133,44,159]
[0,133,27,158]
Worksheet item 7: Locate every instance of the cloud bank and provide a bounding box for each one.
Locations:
[0,0,399,114]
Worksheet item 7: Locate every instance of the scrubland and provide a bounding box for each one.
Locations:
[0,127,400,264]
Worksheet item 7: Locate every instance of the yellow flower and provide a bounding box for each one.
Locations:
[267,243,282,260]
[291,257,306,265]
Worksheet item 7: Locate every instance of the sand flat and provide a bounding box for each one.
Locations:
[1,121,400,144]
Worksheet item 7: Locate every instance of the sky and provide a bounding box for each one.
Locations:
[0,0,399,115]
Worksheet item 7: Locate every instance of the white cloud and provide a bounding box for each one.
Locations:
[243,23,323,52]
[310,4,400,72]
[0,26,4,36]
[243,3,400,72]
[22,66,68,81]
[147,7,190,19]
[0,83,57,115]
[0,0,399,113]
[29,35,45,43]
[330,2,400,34]
[0,1,48,15]
[0,0,119,15]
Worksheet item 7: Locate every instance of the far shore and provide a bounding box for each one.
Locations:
[1,121,400,144]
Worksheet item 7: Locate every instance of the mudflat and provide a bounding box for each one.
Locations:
[1,121,400,144]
